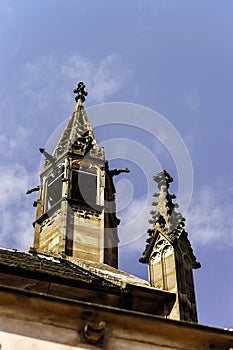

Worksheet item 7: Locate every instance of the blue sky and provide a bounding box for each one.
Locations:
[1,0,233,328]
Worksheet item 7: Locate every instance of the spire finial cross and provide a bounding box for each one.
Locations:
[73,82,88,103]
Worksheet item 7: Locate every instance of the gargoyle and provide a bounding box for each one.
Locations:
[109,168,130,176]
[39,148,56,164]
[26,185,40,194]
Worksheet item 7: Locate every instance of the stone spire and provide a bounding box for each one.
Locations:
[29,83,120,268]
[139,170,200,323]
[139,170,200,265]
[41,82,103,172]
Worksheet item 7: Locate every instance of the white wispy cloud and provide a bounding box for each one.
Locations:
[20,55,63,110]
[0,163,35,251]
[0,2,15,18]
[186,183,233,247]
[183,88,200,113]
[62,53,132,103]
[118,196,151,250]
[19,52,132,109]
[0,131,37,251]
[117,180,233,257]
[0,128,29,160]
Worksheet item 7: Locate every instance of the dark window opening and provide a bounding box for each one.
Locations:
[72,170,97,205]
[47,172,63,209]
[65,205,74,256]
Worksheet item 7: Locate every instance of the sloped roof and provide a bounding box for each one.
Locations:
[66,256,150,288]
[52,104,103,161]
[0,248,117,289]
[0,248,150,289]
[0,248,175,317]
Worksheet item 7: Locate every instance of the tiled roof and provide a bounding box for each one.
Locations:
[67,256,150,288]
[0,247,175,317]
[0,248,117,289]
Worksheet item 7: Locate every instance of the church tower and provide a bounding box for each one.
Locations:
[29,83,123,268]
[139,170,201,322]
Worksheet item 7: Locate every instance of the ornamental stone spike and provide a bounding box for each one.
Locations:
[73,82,88,104]
[139,169,187,264]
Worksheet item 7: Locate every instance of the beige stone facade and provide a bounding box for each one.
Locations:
[0,282,232,350]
